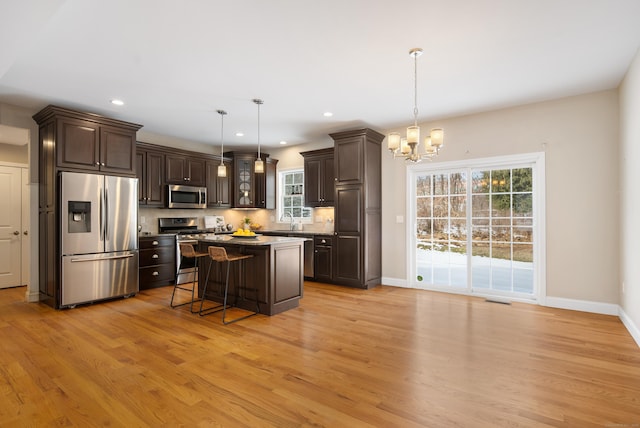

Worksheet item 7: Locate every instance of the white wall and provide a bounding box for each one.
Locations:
[381,91,620,306]
[0,102,39,301]
[619,47,640,343]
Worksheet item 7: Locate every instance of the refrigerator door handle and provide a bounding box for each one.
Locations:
[104,187,109,242]
[99,188,105,242]
[70,254,135,263]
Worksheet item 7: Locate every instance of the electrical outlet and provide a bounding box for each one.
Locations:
[140,216,146,224]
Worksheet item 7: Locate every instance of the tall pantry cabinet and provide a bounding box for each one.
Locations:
[330,128,384,289]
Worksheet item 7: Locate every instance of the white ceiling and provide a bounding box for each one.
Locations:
[1,0,639,149]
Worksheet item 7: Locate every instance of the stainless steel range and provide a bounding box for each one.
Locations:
[158,217,216,285]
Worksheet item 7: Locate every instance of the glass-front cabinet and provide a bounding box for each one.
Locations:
[230,152,278,209]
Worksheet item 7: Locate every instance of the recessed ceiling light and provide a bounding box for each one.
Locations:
[279,141,287,145]
[235,132,244,137]
[110,99,124,106]
[323,112,333,117]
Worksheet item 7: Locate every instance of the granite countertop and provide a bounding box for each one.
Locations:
[199,234,309,246]
[258,229,333,236]
[139,232,174,238]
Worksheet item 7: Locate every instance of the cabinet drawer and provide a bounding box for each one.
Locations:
[314,236,333,246]
[139,235,175,249]
[140,247,175,266]
[139,264,175,288]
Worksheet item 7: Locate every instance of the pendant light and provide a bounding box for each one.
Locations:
[387,48,444,162]
[216,109,227,177]
[253,98,264,173]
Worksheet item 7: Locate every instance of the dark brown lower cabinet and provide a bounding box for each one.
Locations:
[314,236,333,283]
[333,235,362,285]
[139,235,176,289]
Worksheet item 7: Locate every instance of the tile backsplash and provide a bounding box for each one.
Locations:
[139,206,334,234]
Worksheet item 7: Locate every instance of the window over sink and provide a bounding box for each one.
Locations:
[278,169,311,225]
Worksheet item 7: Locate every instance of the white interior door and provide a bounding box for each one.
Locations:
[0,165,23,288]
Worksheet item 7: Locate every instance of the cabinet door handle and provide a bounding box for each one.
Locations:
[13,230,19,235]
[95,161,100,166]
[152,271,159,276]
[321,239,326,244]
[152,254,159,259]
[23,231,28,235]
[152,240,159,246]
[101,162,105,166]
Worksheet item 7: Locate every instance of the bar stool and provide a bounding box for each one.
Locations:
[170,242,209,313]
[200,246,259,324]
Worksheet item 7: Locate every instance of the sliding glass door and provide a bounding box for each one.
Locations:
[408,153,544,301]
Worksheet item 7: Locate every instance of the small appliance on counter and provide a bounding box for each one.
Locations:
[204,215,228,232]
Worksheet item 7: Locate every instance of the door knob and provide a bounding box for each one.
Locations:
[13,231,19,235]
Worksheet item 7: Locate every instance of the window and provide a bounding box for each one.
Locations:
[408,153,545,301]
[279,169,312,223]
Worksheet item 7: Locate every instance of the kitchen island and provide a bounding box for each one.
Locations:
[196,235,307,316]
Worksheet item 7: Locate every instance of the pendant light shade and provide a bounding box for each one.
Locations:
[217,109,227,178]
[253,98,264,173]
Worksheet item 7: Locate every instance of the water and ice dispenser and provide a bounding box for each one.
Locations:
[67,201,91,234]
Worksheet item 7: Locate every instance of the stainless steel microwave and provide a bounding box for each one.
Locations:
[167,184,207,209]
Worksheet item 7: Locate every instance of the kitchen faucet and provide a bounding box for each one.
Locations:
[281,211,295,231]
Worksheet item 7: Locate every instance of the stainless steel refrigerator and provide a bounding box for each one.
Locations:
[60,171,139,307]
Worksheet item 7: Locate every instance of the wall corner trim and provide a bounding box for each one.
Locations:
[619,307,640,348]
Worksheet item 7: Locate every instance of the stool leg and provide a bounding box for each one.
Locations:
[170,255,190,308]
[189,257,198,314]
[222,258,259,325]
[222,260,232,323]
[199,257,225,316]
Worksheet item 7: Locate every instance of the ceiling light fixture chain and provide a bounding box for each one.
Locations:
[217,109,227,178]
[253,98,264,173]
[388,47,444,162]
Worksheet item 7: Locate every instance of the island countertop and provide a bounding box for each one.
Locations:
[198,234,310,245]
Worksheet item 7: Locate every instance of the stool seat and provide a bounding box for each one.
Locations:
[200,246,259,324]
[170,242,209,312]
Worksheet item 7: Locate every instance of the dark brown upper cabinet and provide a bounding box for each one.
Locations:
[206,159,232,208]
[165,155,206,186]
[136,143,165,207]
[301,147,334,207]
[42,108,141,176]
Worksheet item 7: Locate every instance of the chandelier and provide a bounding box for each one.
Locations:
[387,48,444,162]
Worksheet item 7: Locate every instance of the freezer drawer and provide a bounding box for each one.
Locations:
[61,251,139,307]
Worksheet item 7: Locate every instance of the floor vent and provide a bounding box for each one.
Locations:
[485,298,512,305]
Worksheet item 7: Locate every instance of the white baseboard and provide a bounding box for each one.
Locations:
[380,277,408,288]
[619,307,640,348]
[24,289,39,303]
[543,296,619,316]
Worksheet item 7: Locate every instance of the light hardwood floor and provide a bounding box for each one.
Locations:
[1,282,639,427]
